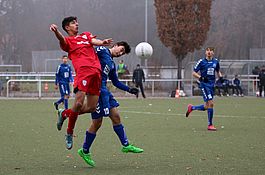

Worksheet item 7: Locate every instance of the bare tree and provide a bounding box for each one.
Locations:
[154,0,212,79]
[0,0,29,65]
[205,0,265,60]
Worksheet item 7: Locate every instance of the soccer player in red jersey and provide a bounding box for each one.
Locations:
[50,16,113,149]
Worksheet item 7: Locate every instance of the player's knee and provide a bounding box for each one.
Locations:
[75,101,83,110]
[111,116,121,125]
[209,103,214,108]
[92,119,103,130]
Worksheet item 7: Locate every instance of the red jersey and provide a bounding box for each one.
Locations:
[60,31,101,73]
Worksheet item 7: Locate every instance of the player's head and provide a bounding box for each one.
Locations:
[205,47,215,58]
[62,55,68,64]
[111,41,131,57]
[62,16,78,35]
[137,64,140,68]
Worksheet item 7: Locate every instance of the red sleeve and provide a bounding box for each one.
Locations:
[60,37,69,52]
[84,31,96,43]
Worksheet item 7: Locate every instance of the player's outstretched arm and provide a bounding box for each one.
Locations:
[91,38,113,46]
[192,71,201,80]
[49,24,66,46]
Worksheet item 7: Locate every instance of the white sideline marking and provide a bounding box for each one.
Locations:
[120,110,265,119]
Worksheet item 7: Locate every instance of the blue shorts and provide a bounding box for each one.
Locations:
[199,83,215,102]
[91,89,119,119]
[59,83,70,97]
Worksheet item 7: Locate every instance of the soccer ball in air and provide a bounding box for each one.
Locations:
[135,42,153,59]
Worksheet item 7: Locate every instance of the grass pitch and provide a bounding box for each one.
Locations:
[0,97,265,175]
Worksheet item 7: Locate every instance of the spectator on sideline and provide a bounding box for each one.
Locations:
[117,60,128,79]
[232,75,244,97]
[258,67,265,97]
[132,64,146,98]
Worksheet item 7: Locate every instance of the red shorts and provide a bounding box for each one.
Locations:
[74,66,101,96]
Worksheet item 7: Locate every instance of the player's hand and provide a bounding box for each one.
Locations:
[50,24,58,32]
[54,85,58,90]
[199,76,208,83]
[128,87,139,95]
[102,38,113,46]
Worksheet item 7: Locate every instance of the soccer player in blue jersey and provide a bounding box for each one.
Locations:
[77,41,143,167]
[53,55,74,110]
[185,47,223,131]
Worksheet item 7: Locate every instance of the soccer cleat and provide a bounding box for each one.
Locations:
[53,102,59,110]
[78,149,95,167]
[57,108,65,131]
[65,134,73,150]
[207,125,217,131]
[185,104,193,117]
[121,144,144,153]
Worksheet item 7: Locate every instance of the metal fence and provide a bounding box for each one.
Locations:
[0,73,260,98]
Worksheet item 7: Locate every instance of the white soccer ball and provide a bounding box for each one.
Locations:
[135,42,153,59]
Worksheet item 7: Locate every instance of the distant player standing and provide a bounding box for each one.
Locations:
[186,47,223,131]
[50,16,113,149]
[54,55,74,110]
[78,41,143,167]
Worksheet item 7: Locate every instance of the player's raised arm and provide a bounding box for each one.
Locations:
[50,24,67,47]
[91,38,113,46]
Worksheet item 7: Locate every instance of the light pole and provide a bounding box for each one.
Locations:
[144,0,148,67]
[145,0,148,42]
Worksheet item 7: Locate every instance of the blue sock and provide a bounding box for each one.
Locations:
[64,99,68,109]
[83,131,96,154]
[192,104,205,111]
[113,124,129,146]
[207,108,214,125]
[56,97,64,105]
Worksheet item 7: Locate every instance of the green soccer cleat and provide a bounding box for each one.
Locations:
[78,148,95,167]
[57,108,65,131]
[121,144,144,153]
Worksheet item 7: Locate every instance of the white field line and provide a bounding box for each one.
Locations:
[120,110,265,119]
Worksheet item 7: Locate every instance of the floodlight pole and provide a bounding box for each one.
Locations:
[144,0,148,67]
[145,0,148,42]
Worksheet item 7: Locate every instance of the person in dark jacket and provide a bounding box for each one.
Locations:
[132,64,146,98]
[232,75,243,97]
[258,67,265,97]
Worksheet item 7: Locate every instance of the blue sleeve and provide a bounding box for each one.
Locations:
[109,67,130,92]
[216,60,220,73]
[194,59,202,72]
[69,66,74,83]
[55,65,60,85]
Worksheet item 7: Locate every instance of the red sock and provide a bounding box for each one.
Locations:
[62,109,71,120]
[67,110,79,135]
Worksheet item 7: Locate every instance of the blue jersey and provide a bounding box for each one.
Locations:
[96,46,129,92]
[194,57,220,87]
[91,46,130,119]
[232,78,241,86]
[55,63,73,85]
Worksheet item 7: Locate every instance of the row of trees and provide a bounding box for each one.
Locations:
[0,0,265,72]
